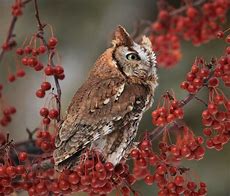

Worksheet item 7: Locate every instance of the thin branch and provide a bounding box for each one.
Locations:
[170,0,206,16]
[0,0,33,64]
[34,0,45,31]
[33,0,62,122]
[194,96,208,107]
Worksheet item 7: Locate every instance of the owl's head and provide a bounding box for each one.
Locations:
[112,26,157,80]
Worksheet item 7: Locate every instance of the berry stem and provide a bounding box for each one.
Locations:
[194,96,208,107]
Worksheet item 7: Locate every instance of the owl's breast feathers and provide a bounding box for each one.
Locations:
[53,49,157,170]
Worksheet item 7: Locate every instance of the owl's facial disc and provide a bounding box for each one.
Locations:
[114,42,157,79]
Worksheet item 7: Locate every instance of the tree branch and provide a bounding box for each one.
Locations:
[33,0,62,122]
[0,0,33,64]
[149,69,214,140]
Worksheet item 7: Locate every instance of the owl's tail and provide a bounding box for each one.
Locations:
[54,149,83,172]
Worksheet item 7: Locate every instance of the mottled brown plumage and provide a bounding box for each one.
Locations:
[53,26,158,171]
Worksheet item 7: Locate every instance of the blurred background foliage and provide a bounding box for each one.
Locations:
[0,0,229,195]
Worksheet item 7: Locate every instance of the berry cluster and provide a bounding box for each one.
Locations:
[14,29,64,126]
[214,33,230,87]
[152,95,184,126]
[11,0,23,16]
[0,106,16,127]
[0,148,135,196]
[149,0,230,67]
[202,89,230,151]
[39,107,59,126]
[35,130,55,152]
[180,58,211,94]
[130,134,206,196]
[15,35,64,99]
[155,164,207,196]
[160,126,205,161]
[0,85,17,127]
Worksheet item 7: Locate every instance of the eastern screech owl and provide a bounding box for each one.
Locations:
[53,26,158,171]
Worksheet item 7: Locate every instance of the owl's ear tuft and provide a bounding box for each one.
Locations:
[141,36,152,50]
[112,25,133,47]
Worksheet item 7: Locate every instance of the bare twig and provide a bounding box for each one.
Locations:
[194,96,208,107]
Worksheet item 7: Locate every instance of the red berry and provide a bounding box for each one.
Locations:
[187,85,197,94]
[180,81,189,89]
[202,110,210,119]
[181,146,191,157]
[41,81,51,91]
[40,107,49,117]
[6,166,16,177]
[48,37,58,48]
[105,162,114,172]
[208,77,219,87]
[199,68,210,78]
[95,162,105,172]
[226,35,230,43]
[193,78,203,87]
[207,103,218,114]
[121,187,130,195]
[173,108,184,119]
[68,173,80,185]
[158,10,169,21]
[24,46,32,54]
[16,165,26,174]
[36,89,45,98]
[43,117,51,125]
[8,74,16,82]
[54,65,64,75]
[203,128,212,136]
[21,57,29,65]
[186,72,195,81]
[149,154,158,165]
[16,69,26,77]
[191,64,199,73]
[174,175,184,186]
[34,63,44,71]
[216,31,224,39]
[16,48,24,55]
[144,175,155,185]
[157,164,167,175]
[18,152,27,161]
[57,73,65,80]
[140,139,151,150]
[49,109,59,119]
[187,7,198,18]
[167,113,175,123]
[130,149,140,159]
[38,45,46,54]
[44,66,54,76]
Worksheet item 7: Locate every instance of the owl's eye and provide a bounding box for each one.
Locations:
[126,53,141,61]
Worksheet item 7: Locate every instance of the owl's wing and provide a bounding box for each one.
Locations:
[54,77,148,165]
